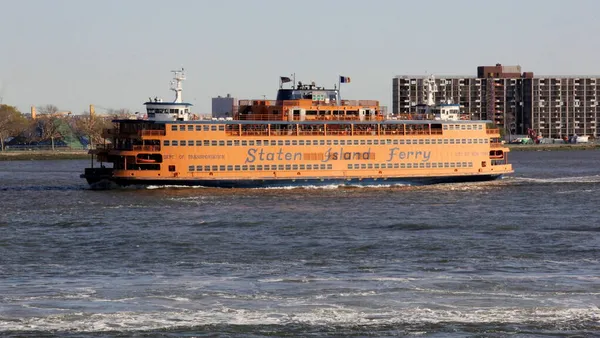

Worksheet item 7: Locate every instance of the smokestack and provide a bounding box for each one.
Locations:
[90,104,95,117]
[31,106,36,119]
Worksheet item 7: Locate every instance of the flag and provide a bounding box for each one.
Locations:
[340,76,351,83]
[280,76,291,83]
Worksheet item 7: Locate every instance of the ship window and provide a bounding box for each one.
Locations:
[187,125,193,131]
[234,140,240,146]
[296,140,302,145]
[171,125,177,131]
[419,163,425,168]
[242,141,247,146]
[468,162,473,167]
[164,140,170,146]
[227,140,232,146]
[195,140,202,146]
[461,139,466,144]
[169,165,176,172]
[456,162,462,168]
[211,126,217,131]
[196,125,202,131]
[374,140,379,145]
[425,139,430,144]
[406,163,412,168]
[432,163,437,168]
[218,126,225,131]
[462,162,468,167]
[203,125,209,131]
[443,139,448,144]
[374,164,380,169]
[219,141,225,146]
[444,163,449,168]
[397,140,404,144]
[179,125,185,131]
[425,163,431,168]
[347,164,353,169]
[484,139,488,143]
[291,164,297,170]
[196,165,202,171]
[438,139,443,144]
[361,164,367,169]
[300,164,305,170]
[205,165,211,171]
[333,140,339,145]
[278,140,284,146]
[443,125,448,130]
[285,165,291,170]
[327,164,332,169]
[467,139,472,144]
[235,165,240,170]
[278,165,284,170]
[392,140,398,145]
[327,140,332,145]
[306,164,312,170]
[467,125,472,130]
[220,165,226,171]
[285,140,290,145]
[212,165,218,171]
[211,141,217,146]
[172,140,178,146]
[189,166,195,171]
[227,165,233,171]
[367,164,373,169]
[449,139,455,144]
[450,163,456,168]
[460,125,466,130]
[204,140,210,146]
[354,164,360,169]
[394,163,399,168]
[400,163,405,168]
[255,140,261,146]
[418,139,424,144]
[320,140,325,145]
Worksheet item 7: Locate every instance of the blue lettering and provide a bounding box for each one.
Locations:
[245,148,256,163]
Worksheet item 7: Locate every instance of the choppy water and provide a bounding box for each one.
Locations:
[1,151,599,337]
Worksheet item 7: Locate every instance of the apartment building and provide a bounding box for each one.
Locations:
[393,64,600,139]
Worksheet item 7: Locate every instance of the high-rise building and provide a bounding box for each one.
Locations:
[393,64,600,139]
[211,94,237,119]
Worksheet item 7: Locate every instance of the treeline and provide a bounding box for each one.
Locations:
[0,104,133,151]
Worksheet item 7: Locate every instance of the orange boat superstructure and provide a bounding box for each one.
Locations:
[81,71,513,188]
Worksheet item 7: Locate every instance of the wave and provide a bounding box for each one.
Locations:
[514,175,600,184]
[1,306,598,333]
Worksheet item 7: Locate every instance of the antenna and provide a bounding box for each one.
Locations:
[170,68,186,103]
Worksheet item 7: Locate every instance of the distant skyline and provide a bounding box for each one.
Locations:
[1,0,600,115]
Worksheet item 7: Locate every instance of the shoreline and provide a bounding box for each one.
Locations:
[506,144,600,151]
[0,150,89,161]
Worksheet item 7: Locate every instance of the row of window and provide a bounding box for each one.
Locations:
[173,125,225,132]
[187,161,474,172]
[443,124,484,131]
[189,163,334,172]
[165,138,490,147]
[172,124,484,132]
[347,162,473,170]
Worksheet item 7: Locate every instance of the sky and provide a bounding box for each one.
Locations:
[1,0,600,115]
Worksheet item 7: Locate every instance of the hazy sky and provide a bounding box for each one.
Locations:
[1,0,599,115]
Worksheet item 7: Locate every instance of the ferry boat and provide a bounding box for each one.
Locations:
[81,70,513,188]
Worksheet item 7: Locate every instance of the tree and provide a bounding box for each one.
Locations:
[74,112,112,149]
[36,105,64,151]
[0,104,28,151]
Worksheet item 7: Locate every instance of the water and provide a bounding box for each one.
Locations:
[1,151,599,337]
